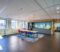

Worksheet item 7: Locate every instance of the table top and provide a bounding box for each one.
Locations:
[20,29,38,33]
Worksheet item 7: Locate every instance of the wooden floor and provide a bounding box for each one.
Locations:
[0,32,60,52]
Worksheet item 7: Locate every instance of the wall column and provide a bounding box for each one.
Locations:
[51,21,55,35]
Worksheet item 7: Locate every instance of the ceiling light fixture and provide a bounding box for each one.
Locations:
[56,7,60,10]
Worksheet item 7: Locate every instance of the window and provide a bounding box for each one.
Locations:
[55,23,60,27]
[19,21,28,29]
[11,20,28,30]
[0,20,6,29]
[45,24,51,29]
[11,20,17,29]
[33,22,51,29]
[34,23,45,28]
[55,23,60,30]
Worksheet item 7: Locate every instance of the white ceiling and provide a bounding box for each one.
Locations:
[0,0,60,21]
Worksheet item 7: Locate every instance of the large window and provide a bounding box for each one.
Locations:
[0,20,6,29]
[11,20,17,29]
[33,22,51,29]
[55,23,60,30]
[19,21,28,29]
[55,23,60,27]
[34,23,44,28]
[11,20,28,30]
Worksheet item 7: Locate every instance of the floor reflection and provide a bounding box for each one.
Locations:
[9,36,19,52]
[0,32,60,52]
[0,36,9,52]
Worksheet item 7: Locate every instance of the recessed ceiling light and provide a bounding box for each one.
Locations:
[56,7,60,10]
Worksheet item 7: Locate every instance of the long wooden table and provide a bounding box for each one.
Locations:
[18,29,38,34]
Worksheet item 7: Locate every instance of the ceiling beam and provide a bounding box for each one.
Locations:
[29,19,60,22]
